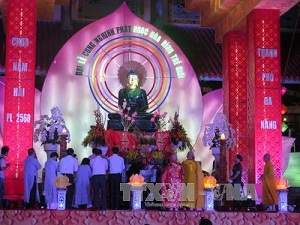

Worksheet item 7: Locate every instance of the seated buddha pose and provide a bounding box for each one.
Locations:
[118,70,148,113]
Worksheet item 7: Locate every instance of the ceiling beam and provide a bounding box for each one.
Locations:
[188,0,300,43]
[0,0,71,33]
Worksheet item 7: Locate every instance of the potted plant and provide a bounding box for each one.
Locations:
[34,107,70,157]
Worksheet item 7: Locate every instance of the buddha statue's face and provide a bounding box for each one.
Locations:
[128,74,139,88]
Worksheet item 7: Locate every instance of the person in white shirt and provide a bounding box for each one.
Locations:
[0,146,10,209]
[59,148,78,209]
[108,147,125,210]
[24,148,41,209]
[90,149,108,210]
[88,147,98,160]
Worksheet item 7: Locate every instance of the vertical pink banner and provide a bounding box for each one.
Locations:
[4,0,36,199]
[248,9,282,183]
[223,32,249,183]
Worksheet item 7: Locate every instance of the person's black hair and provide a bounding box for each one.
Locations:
[236,154,243,162]
[28,148,35,156]
[81,158,90,165]
[92,147,98,154]
[199,217,213,225]
[112,146,119,154]
[50,152,59,158]
[67,148,74,155]
[97,149,102,156]
[1,146,9,155]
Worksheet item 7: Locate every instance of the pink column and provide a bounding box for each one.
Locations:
[247,9,282,183]
[3,0,36,199]
[223,32,249,183]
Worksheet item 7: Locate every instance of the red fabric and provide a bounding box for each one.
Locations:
[104,130,139,151]
[105,130,172,151]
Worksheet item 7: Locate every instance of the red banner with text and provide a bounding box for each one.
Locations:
[248,9,282,183]
[4,0,36,198]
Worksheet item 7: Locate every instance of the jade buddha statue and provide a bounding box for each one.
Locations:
[107,69,155,131]
[118,70,148,113]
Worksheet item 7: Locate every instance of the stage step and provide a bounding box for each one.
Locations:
[283,152,300,187]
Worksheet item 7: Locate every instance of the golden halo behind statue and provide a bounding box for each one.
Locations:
[117,60,147,88]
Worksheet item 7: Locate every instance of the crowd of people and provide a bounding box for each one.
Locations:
[0,145,279,212]
[43,146,125,210]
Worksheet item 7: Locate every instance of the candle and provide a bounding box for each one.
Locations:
[220,133,226,140]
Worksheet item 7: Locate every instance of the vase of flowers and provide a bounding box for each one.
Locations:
[82,109,106,148]
[34,107,70,158]
[151,109,169,150]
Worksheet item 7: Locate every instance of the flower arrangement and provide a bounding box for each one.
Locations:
[151,108,169,131]
[33,106,70,145]
[169,112,192,151]
[122,145,170,169]
[119,107,137,131]
[82,109,106,147]
[124,148,140,164]
[150,149,165,165]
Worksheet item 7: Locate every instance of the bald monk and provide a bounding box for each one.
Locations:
[261,153,278,211]
[182,151,204,210]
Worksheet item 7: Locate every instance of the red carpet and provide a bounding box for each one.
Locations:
[1,209,300,225]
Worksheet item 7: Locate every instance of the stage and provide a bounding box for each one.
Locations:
[1,209,300,225]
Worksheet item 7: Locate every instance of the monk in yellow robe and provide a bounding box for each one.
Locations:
[182,151,204,210]
[261,153,278,210]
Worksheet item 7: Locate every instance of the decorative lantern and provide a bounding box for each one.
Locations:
[129,174,145,186]
[276,177,289,190]
[281,104,288,115]
[54,175,71,189]
[203,176,217,211]
[282,121,288,133]
[276,178,289,212]
[203,176,217,189]
[129,174,145,210]
[54,175,71,210]
[281,86,287,95]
